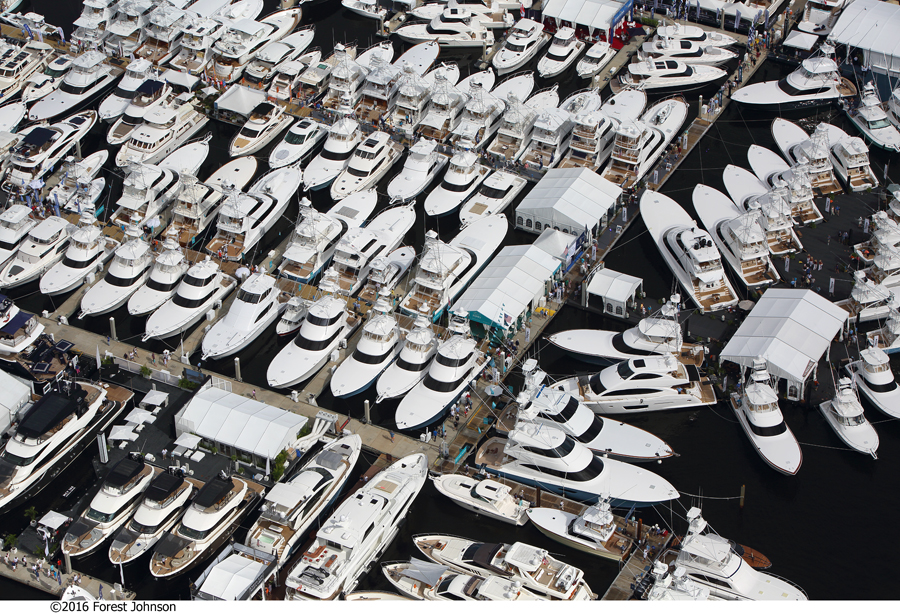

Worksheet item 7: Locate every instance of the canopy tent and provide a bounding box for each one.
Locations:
[587,267,643,318]
[542,0,630,38]
[516,167,622,236]
[532,227,578,261]
[124,408,155,425]
[38,510,70,531]
[720,289,847,399]
[160,69,200,92]
[451,245,561,330]
[108,425,139,442]
[0,369,30,432]
[140,390,169,410]
[784,30,820,51]
[196,552,270,600]
[175,388,308,461]
[215,85,268,117]
[174,432,201,449]
[829,0,900,74]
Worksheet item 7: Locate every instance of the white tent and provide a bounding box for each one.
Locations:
[0,370,31,433]
[829,0,900,74]
[720,289,847,399]
[215,85,268,117]
[197,553,268,600]
[515,167,622,236]
[587,268,643,318]
[783,30,820,51]
[532,227,578,260]
[542,0,627,38]
[451,245,561,330]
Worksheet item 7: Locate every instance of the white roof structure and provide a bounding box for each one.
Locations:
[197,553,268,600]
[175,388,308,460]
[721,289,847,385]
[542,0,625,36]
[0,369,30,432]
[516,167,622,235]
[451,244,561,329]
[829,0,900,73]
[588,268,643,303]
[532,227,578,260]
[215,85,268,117]
[783,30,819,51]
[140,390,169,408]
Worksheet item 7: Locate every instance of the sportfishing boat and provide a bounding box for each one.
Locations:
[205,166,302,260]
[357,246,416,305]
[527,497,627,562]
[62,455,159,557]
[40,215,118,296]
[639,38,737,65]
[0,216,73,289]
[21,54,74,105]
[302,118,362,191]
[201,273,289,360]
[653,22,737,46]
[413,535,595,600]
[331,131,403,201]
[144,257,237,340]
[733,43,856,108]
[383,559,546,601]
[107,80,172,146]
[243,26,315,88]
[424,150,489,217]
[458,171,526,226]
[722,165,803,256]
[246,434,361,568]
[819,123,879,191]
[645,563,712,601]
[168,17,226,76]
[211,8,303,83]
[229,102,293,157]
[102,0,155,57]
[72,0,119,48]
[484,91,543,162]
[294,42,358,101]
[730,357,802,475]
[376,315,439,401]
[46,150,109,215]
[115,92,209,167]
[284,453,427,600]
[576,40,615,78]
[321,48,372,113]
[554,353,716,414]
[396,5,495,48]
[132,3,191,66]
[819,377,879,458]
[641,190,738,312]
[330,297,402,397]
[267,289,361,388]
[269,118,326,168]
[448,82,506,150]
[266,51,323,101]
[109,468,196,565]
[127,235,189,316]
[416,75,469,142]
[354,41,437,117]
[558,87,646,170]
[79,227,152,317]
[0,39,53,99]
[846,346,900,419]
[845,82,900,152]
[537,27,584,77]
[431,474,529,526]
[387,138,448,203]
[492,19,549,75]
[749,156,823,225]
[29,51,121,122]
[601,97,688,188]
[618,59,725,92]
[771,119,842,194]
[390,63,460,131]
[0,205,35,267]
[150,474,263,578]
[519,98,586,170]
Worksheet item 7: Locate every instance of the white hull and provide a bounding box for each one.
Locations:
[733,399,802,475]
[818,399,879,458]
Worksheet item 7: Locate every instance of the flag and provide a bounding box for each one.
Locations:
[504,313,512,326]
[57,27,65,44]
[37,30,43,44]
[885,160,890,181]
[23,24,32,39]
[520,2,525,18]
[53,200,60,217]
[695,0,700,20]
[735,9,741,30]
[764,7,770,28]
[54,192,60,212]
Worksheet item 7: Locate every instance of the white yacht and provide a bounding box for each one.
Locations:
[330,297,402,397]
[107,79,172,146]
[846,347,900,419]
[723,166,804,256]
[537,27,584,77]
[520,91,593,169]
[641,190,738,312]
[819,377,879,458]
[396,5,495,49]
[554,354,716,414]
[431,474,529,526]
[458,171,525,226]
[474,422,679,507]
[144,257,237,340]
[558,87,646,170]
[246,435,362,568]
[639,38,737,65]
[243,26,315,88]
[47,150,109,216]
[21,54,74,105]
[748,151,823,224]
[39,215,118,296]
[265,50,323,101]
[846,82,900,152]
[269,118,326,169]
[820,123,879,191]
[0,205,35,268]
[492,19,549,75]
[383,559,546,601]
[354,41,436,117]
[341,0,388,21]
[72,0,119,48]
[448,82,505,150]
[376,315,440,401]
[730,357,802,476]
[320,48,370,113]
[29,51,121,122]
[646,563,713,601]
[168,17,227,76]
[109,468,196,565]
[0,39,53,99]
[294,42,358,101]
[387,138,447,203]
[267,290,360,388]
[132,2,192,67]
[0,294,43,356]
[102,0,155,57]
[771,119,842,195]
[654,23,737,47]
[302,118,362,191]
[798,0,845,34]
[284,453,427,600]
[205,166,302,261]
[201,273,289,360]
[576,40,615,79]
[357,246,416,305]
[229,102,293,157]
[62,455,158,557]
[127,235,190,316]
[79,227,152,317]
[98,58,154,121]
[389,63,460,131]
[331,131,402,201]
[619,60,725,92]
[527,499,623,560]
[150,474,262,578]
[0,216,72,288]
[416,74,471,143]
[211,8,303,83]
[424,150,489,217]
[115,92,209,167]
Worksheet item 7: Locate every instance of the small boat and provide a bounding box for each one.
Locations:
[819,377,879,458]
[538,27,585,77]
[39,214,119,296]
[107,79,173,146]
[653,22,737,47]
[97,58,153,121]
[211,8,303,83]
[459,171,526,226]
[430,474,529,525]
[21,54,73,104]
[330,297,402,397]
[0,216,73,289]
[302,118,362,191]
[383,559,546,601]
[771,119,843,195]
[357,246,416,305]
[229,102,294,157]
[387,138,448,203]
[396,5,495,49]
[275,295,311,337]
[424,150,490,217]
[639,38,737,65]
[29,50,122,122]
[845,82,900,152]
[342,0,388,21]
[619,60,725,93]
[331,131,403,201]
[243,26,315,88]
[79,227,153,317]
[492,19,549,75]
[268,118,327,169]
[526,499,625,560]
[0,205,36,268]
[376,315,440,401]
[576,40,615,78]
[846,346,900,419]
[819,123,879,191]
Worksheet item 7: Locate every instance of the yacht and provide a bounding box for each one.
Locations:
[132,3,191,67]
[396,5,495,48]
[357,246,416,305]
[341,0,388,21]
[390,63,460,131]
[269,118,326,169]
[62,455,158,557]
[294,42,358,101]
[0,216,72,288]
[645,563,713,601]
[492,19,549,75]
[284,453,428,600]
[276,294,311,337]
[331,131,402,201]
[819,377,879,458]
[639,38,737,65]
[21,54,74,105]
[641,190,738,312]
[79,227,152,317]
[733,43,856,108]
[115,92,209,167]
[127,235,190,316]
[144,257,237,340]
[205,166,302,261]
[383,559,546,601]
[527,499,623,561]
[211,8,303,83]
[0,294,43,356]
[458,171,526,226]
[520,92,595,170]
[72,0,119,48]
[319,45,374,113]
[424,150,489,217]
[484,88,556,163]
[846,347,900,419]
[243,26,315,88]
[98,58,154,121]
[387,138,448,203]
[474,422,679,507]
[266,51,323,101]
[0,39,53,99]
[554,353,716,414]
[266,290,361,388]
[601,97,687,189]
[46,151,109,216]
[416,74,470,142]
[376,315,440,401]
[798,0,846,34]
[201,273,289,360]
[107,79,173,146]
[330,297,402,397]
[722,166,803,255]
[229,102,293,157]
[730,357,802,475]
[29,51,121,122]
[278,191,376,284]
[558,87,646,170]
[618,60,725,93]
[747,152,823,225]
[0,205,34,270]
[102,0,155,57]
[39,215,118,296]
[576,40,615,79]
[0,381,118,514]
[302,118,362,191]
[245,435,362,568]
[771,119,842,194]
[168,17,227,76]
[431,474,529,526]
[537,27,584,78]
[654,22,737,46]
[354,42,437,118]
[448,82,505,150]
[109,468,196,565]
[150,474,263,578]
[845,82,900,152]
[693,184,779,288]
[820,123,878,191]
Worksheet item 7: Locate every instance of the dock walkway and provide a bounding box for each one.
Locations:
[0,553,135,600]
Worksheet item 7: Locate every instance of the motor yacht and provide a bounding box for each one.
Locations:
[229,102,293,157]
[102,0,155,57]
[0,205,35,268]
[168,17,226,76]
[846,82,900,152]
[558,87,646,170]
[331,131,403,201]
[357,246,416,305]
[389,63,460,132]
[383,559,546,601]
[269,118,326,169]
[107,80,173,146]
[319,47,370,113]
[0,215,72,289]
[722,166,803,256]
[416,74,469,143]
[302,118,362,191]
[376,315,439,401]
[641,190,738,312]
[72,0,119,48]
[527,499,625,561]
[537,27,584,77]
[387,138,447,203]
[459,172,525,226]
[410,0,508,21]
[127,235,190,316]
[618,59,725,93]
[150,474,263,578]
[211,8,303,83]
[846,347,900,419]
[98,58,154,122]
[284,453,427,600]
[40,215,118,296]
[132,2,193,67]
[798,0,845,34]
[267,289,361,388]
[109,468,196,565]
[819,123,878,191]
[639,38,737,65]
[62,455,159,557]
[21,54,74,105]
[0,39,53,99]
[0,101,24,133]
[294,42,358,101]
[115,92,209,167]
[330,297,402,397]
[432,473,529,526]
[771,119,842,195]
[576,40,615,79]
[448,82,505,150]
[265,50,323,101]
[0,294,42,357]
[518,103,582,170]
[483,89,550,163]
[396,5,495,48]
[46,150,109,216]
[246,434,362,568]
[354,42,437,117]
[424,150,489,217]
[29,51,121,122]
[492,19,549,75]
[79,227,152,317]
[819,377,878,458]
[243,26,315,88]
[654,22,737,46]
[201,273,290,360]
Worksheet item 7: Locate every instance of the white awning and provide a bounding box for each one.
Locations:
[174,432,201,449]
[784,30,819,51]
[140,390,169,408]
[587,268,643,303]
[215,85,268,117]
[160,68,200,91]
[542,0,625,33]
[38,510,71,531]
[109,425,139,441]
[124,408,155,424]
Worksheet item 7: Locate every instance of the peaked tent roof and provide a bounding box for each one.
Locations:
[532,227,578,260]
[516,167,622,231]
[587,268,643,303]
[829,0,900,61]
[215,85,268,117]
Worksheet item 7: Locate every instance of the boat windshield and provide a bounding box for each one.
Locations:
[867,117,891,130]
[285,131,309,145]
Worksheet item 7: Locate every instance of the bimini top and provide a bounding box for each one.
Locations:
[105,456,146,488]
[136,80,165,97]
[17,389,88,440]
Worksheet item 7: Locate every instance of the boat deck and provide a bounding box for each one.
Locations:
[742,258,779,286]
[693,278,736,312]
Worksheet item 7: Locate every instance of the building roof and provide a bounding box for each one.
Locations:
[516,167,622,231]
[531,228,577,260]
[587,268,643,303]
[543,0,624,32]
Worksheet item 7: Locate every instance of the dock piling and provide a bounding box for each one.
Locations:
[109,317,117,341]
[364,399,370,424]
[740,484,746,509]
[234,357,242,382]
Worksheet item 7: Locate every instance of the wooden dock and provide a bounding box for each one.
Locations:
[0,559,136,600]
